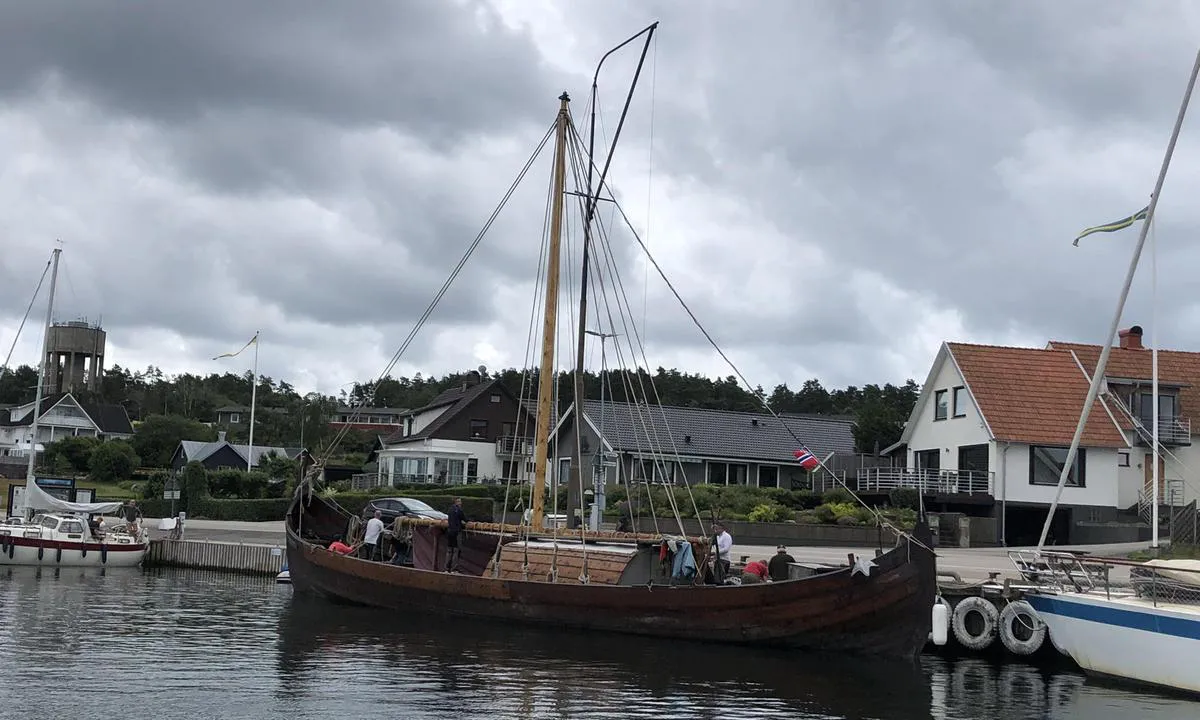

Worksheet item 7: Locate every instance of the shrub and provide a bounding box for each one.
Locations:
[141,470,171,501]
[888,487,921,511]
[813,504,835,524]
[821,486,857,505]
[182,461,209,513]
[746,502,791,523]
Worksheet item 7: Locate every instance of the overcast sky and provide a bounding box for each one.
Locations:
[2,1,1200,398]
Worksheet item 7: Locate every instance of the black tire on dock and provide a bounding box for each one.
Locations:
[998,600,1046,656]
[951,596,998,651]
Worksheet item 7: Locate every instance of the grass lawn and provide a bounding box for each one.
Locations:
[1128,544,1200,561]
[0,479,139,511]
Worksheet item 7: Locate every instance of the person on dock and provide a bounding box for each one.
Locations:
[768,545,795,582]
[363,510,385,561]
[446,497,467,572]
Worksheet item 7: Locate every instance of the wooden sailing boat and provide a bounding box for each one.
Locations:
[285,24,936,659]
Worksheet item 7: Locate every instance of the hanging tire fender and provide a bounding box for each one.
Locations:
[999,599,1047,656]
[951,596,999,651]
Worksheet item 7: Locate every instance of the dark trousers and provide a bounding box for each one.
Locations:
[361,542,379,561]
[446,531,461,571]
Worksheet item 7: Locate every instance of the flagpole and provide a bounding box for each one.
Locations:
[247,331,259,472]
[1036,47,1200,551]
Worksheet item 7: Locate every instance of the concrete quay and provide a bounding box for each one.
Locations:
[144,518,1149,582]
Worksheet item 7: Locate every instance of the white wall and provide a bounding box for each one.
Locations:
[905,351,993,473]
[408,407,448,436]
[1002,444,1121,508]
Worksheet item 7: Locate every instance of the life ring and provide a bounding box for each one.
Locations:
[951,596,998,651]
[998,600,1046,656]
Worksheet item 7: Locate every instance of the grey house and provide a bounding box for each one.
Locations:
[551,400,856,490]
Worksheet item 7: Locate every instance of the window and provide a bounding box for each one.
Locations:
[229,413,240,424]
[490,393,502,403]
[952,387,967,418]
[1029,446,1086,487]
[467,458,478,482]
[469,419,488,439]
[934,390,948,421]
[1118,451,1131,468]
[706,462,748,485]
[758,465,779,488]
[60,521,84,535]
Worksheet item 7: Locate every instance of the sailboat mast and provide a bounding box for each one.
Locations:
[26,247,61,483]
[1151,220,1160,549]
[530,92,572,532]
[1036,48,1200,550]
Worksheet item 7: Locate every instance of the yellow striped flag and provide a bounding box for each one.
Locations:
[213,333,258,360]
[1073,205,1149,247]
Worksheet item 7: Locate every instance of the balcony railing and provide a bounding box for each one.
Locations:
[496,436,535,456]
[1135,415,1192,446]
[854,468,993,496]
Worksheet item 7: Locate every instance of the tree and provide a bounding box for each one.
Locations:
[0,365,38,405]
[43,436,101,474]
[132,414,218,467]
[88,440,140,484]
[257,450,297,481]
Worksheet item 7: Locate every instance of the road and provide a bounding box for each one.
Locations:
[147,518,1150,582]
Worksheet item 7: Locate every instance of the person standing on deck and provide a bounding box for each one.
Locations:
[768,545,795,582]
[121,500,142,536]
[362,510,385,561]
[712,522,733,580]
[446,497,467,572]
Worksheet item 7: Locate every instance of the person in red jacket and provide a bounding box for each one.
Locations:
[741,559,770,584]
[328,536,355,555]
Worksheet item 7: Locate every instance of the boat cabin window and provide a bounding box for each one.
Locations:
[60,520,85,535]
[40,517,59,531]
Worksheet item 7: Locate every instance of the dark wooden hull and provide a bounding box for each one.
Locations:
[285,492,936,659]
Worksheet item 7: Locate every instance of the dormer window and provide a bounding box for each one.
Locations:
[470,419,488,439]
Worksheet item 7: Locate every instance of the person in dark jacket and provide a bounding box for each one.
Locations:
[767,545,796,582]
[446,497,467,572]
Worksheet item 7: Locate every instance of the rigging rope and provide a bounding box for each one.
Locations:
[318,120,557,462]
[594,168,931,551]
[0,260,51,384]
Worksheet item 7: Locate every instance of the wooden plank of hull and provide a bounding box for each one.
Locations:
[0,536,146,568]
[287,495,936,658]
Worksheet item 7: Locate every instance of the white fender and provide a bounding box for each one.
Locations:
[951,596,998,651]
[930,596,950,646]
[998,599,1046,656]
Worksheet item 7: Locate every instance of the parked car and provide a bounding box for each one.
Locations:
[361,497,448,523]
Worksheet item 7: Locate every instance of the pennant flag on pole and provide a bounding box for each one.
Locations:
[1073,205,1149,247]
[793,448,820,471]
[213,333,258,361]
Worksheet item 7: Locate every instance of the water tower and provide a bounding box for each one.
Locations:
[44,319,106,394]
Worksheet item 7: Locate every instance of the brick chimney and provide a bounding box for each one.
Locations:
[1118,325,1144,350]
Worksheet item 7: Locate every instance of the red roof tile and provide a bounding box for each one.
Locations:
[947,343,1127,448]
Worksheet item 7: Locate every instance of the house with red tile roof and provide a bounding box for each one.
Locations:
[892,340,1139,546]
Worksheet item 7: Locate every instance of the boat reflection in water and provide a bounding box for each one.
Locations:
[276,595,932,719]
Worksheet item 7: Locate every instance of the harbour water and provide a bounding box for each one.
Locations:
[0,567,1196,720]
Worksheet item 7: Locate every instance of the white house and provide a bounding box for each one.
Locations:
[894,341,1131,545]
[373,378,538,487]
[0,392,135,457]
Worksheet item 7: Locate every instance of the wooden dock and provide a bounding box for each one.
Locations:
[146,538,285,576]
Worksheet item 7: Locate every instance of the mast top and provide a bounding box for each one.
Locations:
[559,91,571,103]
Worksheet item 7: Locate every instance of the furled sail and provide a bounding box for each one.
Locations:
[22,478,124,515]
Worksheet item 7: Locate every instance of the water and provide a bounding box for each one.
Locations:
[0,568,1196,719]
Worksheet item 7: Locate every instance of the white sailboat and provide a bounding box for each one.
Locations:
[1010,49,1200,695]
[0,247,148,568]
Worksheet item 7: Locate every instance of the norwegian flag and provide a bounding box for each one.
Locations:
[794,448,820,471]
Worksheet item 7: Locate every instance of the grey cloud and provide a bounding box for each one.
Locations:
[0,0,565,146]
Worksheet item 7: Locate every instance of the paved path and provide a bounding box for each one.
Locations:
[147,519,1150,582]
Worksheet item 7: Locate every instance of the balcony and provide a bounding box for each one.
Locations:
[854,468,993,496]
[496,436,535,457]
[1135,415,1192,447]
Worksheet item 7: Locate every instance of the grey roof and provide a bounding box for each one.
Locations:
[177,440,302,466]
[1,392,133,435]
[575,400,856,463]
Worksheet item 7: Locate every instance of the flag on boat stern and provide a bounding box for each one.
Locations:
[1072,205,1149,246]
[794,448,820,471]
[213,333,258,360]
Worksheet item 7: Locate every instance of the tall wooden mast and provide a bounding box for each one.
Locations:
[530,92,571,532]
